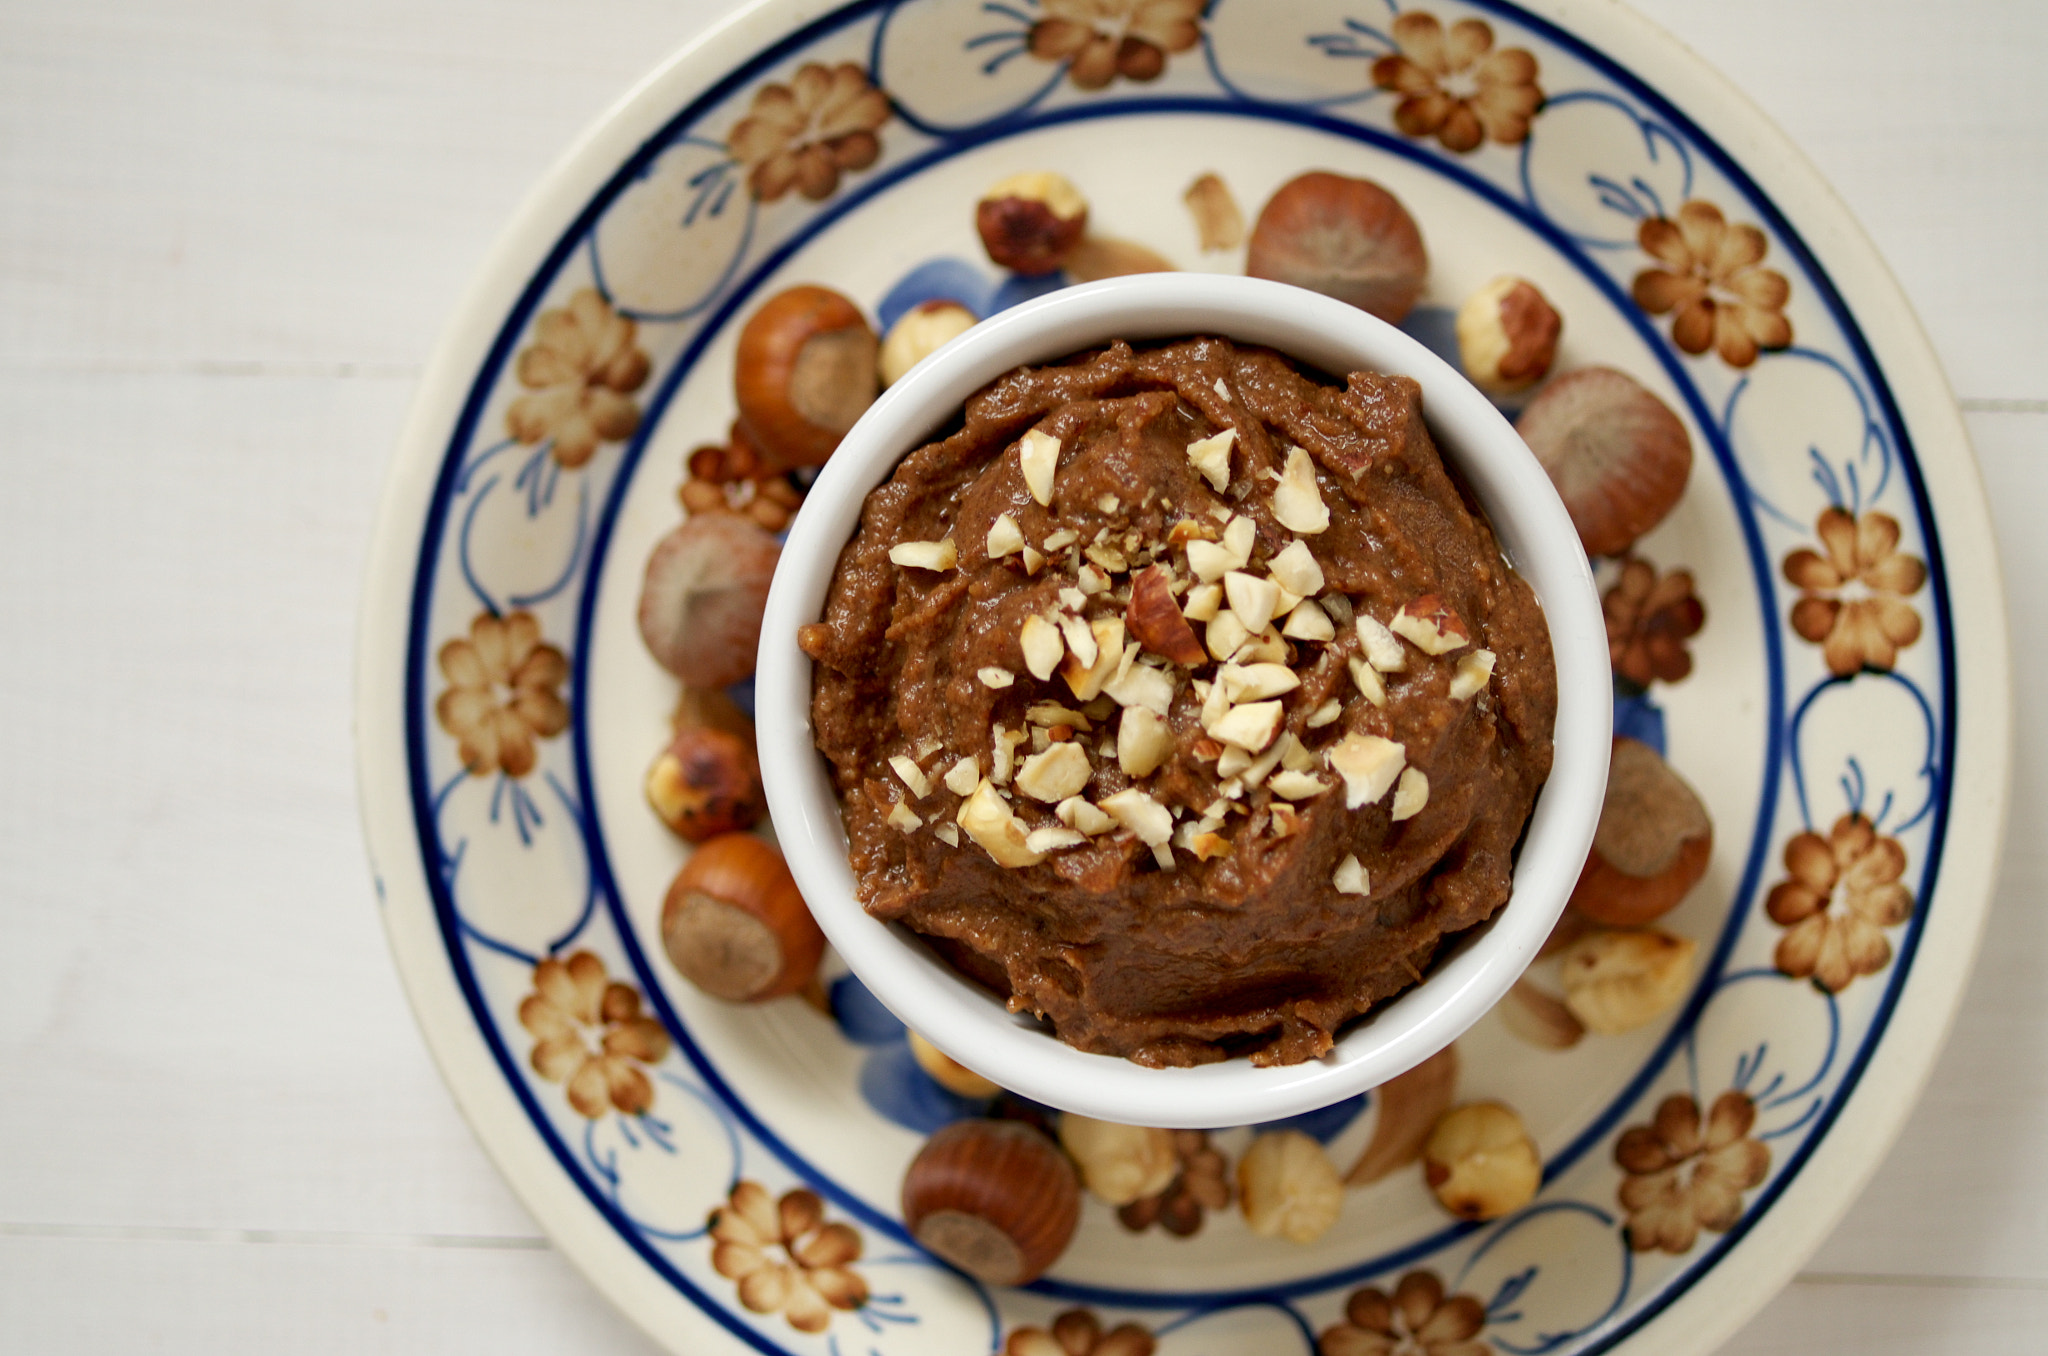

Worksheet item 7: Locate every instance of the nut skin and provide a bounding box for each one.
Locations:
[900,1119,1080,1286]
[976,170,1089,275]
[1569,736,1713,926]
[1125,565,1205,664]
[645,724,764,843]
[1456,275,1562,394]
[1423,1101,1541,1221]
[1515,366,1692,558]
[1246,171,1429,323]
[660,834,823,1002]
[878,300,978,386]
[637,512,781,688]
[734,285,878,471]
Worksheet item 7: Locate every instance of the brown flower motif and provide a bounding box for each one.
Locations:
[1028,0,1204,91]
[1006,1308,1156,1356]
[1319,1270,1492,1356]
[1370,12,1543,153]
[517,951,671,1118]
[727,62,890,203]
[1632,200,1792,367]
[1604,556,1706,688]
[1766,812,1914,993]
[435,610,570,778]
[1784,507,1927,676]
[709,1181,867,1334]
[505,288,650,469]
[1615,1091,1769,1254]
[1117,1130,1232,1236]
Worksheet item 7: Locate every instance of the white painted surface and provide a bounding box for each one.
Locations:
[0,0,2039,1350]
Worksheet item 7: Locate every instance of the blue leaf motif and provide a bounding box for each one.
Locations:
[872,0,1065,135]
[1725,347,1891,532]
[826,1253,1000,1356]
[1204,0,1396,107]
[436,768,599,960]
[1788,670,1938,837]
[1453,1202,1633,1354]
[1684,969,1840,1146]
[1518,92,1691,248]
[582,1075,742,1241]
[591,137,756,322]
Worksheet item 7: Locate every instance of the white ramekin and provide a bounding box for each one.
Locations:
[756,273,1609,1129]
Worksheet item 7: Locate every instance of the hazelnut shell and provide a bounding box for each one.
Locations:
[1569,736,1712,926]
[637,512,780,688]
[901,1119,1079,1286]
[734,285,878,471]
[660,833,823,1002]
[1246,171,1428,323]
[1515,366,1692,558]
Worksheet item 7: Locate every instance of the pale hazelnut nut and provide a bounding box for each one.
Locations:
[901,1119,1080,1285]
[907,1030,1002,1099]
[1515,366,1692,558]
[645,724,764,843]
[1500,978,1585,1050]
[1557,928,1698,1035]
[977,170,1089,275]
[637,512,780,688]
[1423,1102,1541,1221]
[1571,736,1712,926]
[1247,171,1429,324]
[1456,275,1562,395]
[1125,564,1205,665]
[1058,1115,1178,1206]
[734,285,878,471]
[660,833,823,1003]
[878,299,977,387]
[1237,1130,1344,1243]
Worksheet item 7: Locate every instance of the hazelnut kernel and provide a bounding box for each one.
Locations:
[879,299,978,386]
[646,724,764,843]
[1058,1114,1178,1206]
[1456,275,1562,394]
[1237,1130,1344,1243]
[1422,1102,1541,1220]
[977,170,1089,275]
[1557,928,1698,1034]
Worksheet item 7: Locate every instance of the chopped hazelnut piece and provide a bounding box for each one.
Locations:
[1282,598,1336,641]
[1267,539,1325,597]
[887,800,923,832]
[889,754,932,798]
[1058,586,1086,612]
[943,756,980,796]
[1021,544,1046,575]
[1221,514,1256,566]
[978,666,1016,689]
[1240,738,1287,788]
[1391,766,1429,821]
[1117,706,1174,778]
[1277,734,1318,772]
[958,778,1045,867]
[1210,699,1284,753]
[890,538,958,571]
[991,724,1027,783]
[1060,617,1124,700]
[1234,624,1288,665]
[1205,609,1250,662]
[1347,655,1387,707]
[1356,614,1408,672]
[1059,613,1099,669]
[1211,376,1232,402]
[1076,562,1111,595]
[1025,702,1090,729]
[1099,788,1173,845]
[1015,741,1092,803]
[1269,802,1304,837]
[1306,698,1342,728]
[1268,770,1328,801]
[1020,614,1064,681]
[1042,528,1078,552]
[1166,518,1217,547]
[1391,594,1471,655]
[1024,825,1086,854]
[1219,661,1299,703]
[1272,446,1329,534]
[1450,648,1497,700]
[1182,581,1223,622]
[1328,732,1406,808]
[987,513,1025,558]
[933,823,960,847]
[1019,428,1060,505]
[1084,542,1128,572]
[1125,565,1205,665]
[1186,427,1237,491]
[1334,854,1370,895]
[1104,662,1174,717]
[1223,571,1282,634]
[1188,831,1231,860]
[1185,538,1234,583]
[1056,795,1117,835]
[1097,493,1120,514]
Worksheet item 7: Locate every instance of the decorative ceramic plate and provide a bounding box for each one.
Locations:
[356,1,2010,1352]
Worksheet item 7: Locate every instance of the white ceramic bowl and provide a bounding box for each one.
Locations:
[756,273,1609,1129]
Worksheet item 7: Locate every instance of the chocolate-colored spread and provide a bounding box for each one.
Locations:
[798,337,1555,1067]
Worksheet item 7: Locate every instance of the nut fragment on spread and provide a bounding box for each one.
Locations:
[800,337,1554,1068]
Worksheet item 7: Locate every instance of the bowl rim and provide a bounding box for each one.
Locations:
[755,272,1610,1128]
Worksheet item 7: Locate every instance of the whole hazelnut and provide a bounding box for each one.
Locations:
[734,285,878,471]
[1558,928,1697,1035]
[1456,275,1562,395]
[878,300,978,387]
[637,511,780,688]
[901,1119,1080,1286]
[1057,1114,1178,1206]
[1515,366,1692,558]
[1246,171,1428,323]
[645,723,763,843]
[1570,736,1713,925]
[1237,1130,1344,1243]
[660,833,823,1002]
[976,170,1089,275]
[1422,1102,1541,1221]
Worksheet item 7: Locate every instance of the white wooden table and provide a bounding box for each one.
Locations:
[2,0,2040,1349]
